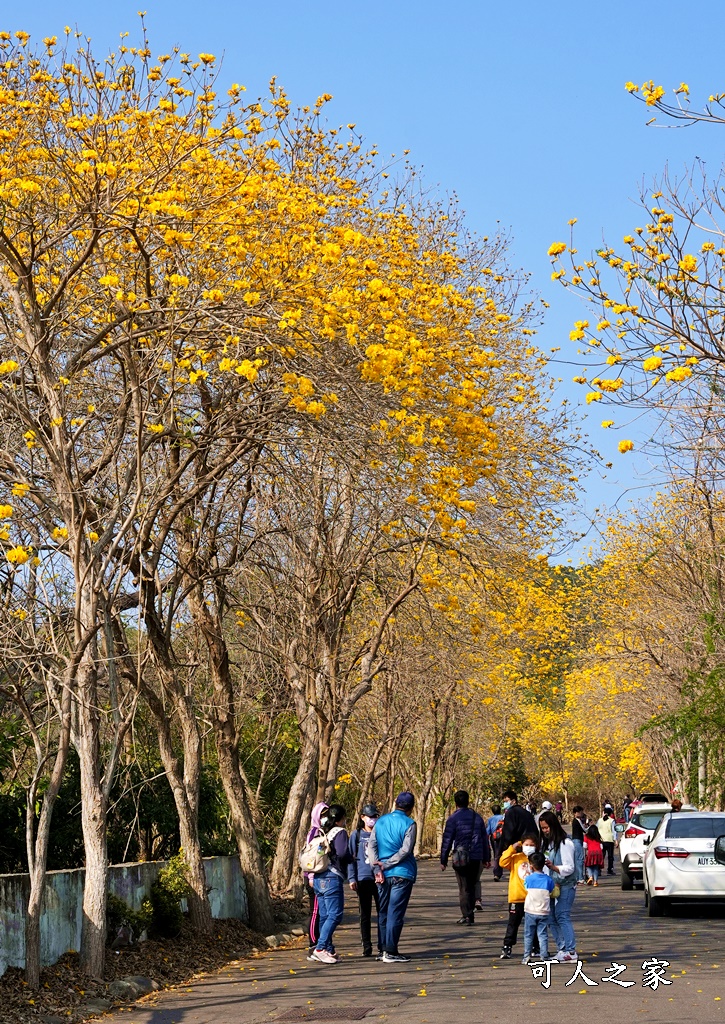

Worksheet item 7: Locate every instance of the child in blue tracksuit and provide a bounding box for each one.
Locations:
[522,851,555,963]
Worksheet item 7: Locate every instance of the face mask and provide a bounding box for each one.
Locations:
[522,845,536,856]
[502,801,511,811]
[362,816,378,830]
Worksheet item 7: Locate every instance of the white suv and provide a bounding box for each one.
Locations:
[619,802,696,890]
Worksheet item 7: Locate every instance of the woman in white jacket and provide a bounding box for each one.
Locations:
[538,810,578,962]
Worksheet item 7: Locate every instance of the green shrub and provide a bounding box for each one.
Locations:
[149,852,191,938]
[106,892,151,945]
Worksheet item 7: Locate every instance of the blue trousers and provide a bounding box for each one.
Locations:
[524,911,550,957]
[313,871,344,952]
[573,838,584,882]
[376,876,414,954]
[550,883,577,954]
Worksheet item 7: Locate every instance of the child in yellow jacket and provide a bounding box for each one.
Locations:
[498,834,540,958]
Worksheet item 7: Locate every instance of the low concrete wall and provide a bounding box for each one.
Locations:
[0,855,248,977]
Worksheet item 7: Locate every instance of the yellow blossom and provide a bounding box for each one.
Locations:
[234,360,259,382]
[641,81,665,106]
[665,366,692,383]
[0,359,19,374]
[643,356,663,372]
[6,546,29,565]
[52,526,68,540]
[548,242,567,257]
[601,420,614,428]
[0,504,13,518]
[618,439,634,453]
[11,482,29,498]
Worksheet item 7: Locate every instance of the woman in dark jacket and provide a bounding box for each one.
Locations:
[310,804,351,964]
[347,803,382,957]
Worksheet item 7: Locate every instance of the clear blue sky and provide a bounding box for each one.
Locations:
[13,2,725,556]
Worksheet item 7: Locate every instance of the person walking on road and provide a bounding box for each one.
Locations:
[348,803,382,957]
[304,801,328,956]
[369,791,417,963]
[571,805,586,884]
[440,790,491,925]
[535,800,553,825]
[583,824,605,886]
[498,833,541,959]
[486,804,504,883]
[310,804,351,964]
[499,790,538,852]
[596,809,617,875]
[538,810,578,963]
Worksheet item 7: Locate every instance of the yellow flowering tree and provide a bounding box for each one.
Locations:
[548,80,725,467]
[0,22,581,973]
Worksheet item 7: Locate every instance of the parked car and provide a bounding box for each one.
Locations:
[618,802,696,890]
[642,811,725,916]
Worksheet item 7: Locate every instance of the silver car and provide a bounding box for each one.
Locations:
[619,802,696,890]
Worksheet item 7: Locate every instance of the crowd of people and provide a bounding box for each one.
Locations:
[300,788,626,965]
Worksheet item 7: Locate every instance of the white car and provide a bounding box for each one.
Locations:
[642,811,725,916]
[618,802,695,890]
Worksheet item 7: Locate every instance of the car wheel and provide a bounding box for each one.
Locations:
[621,866,633,891]
[648,894,667,917]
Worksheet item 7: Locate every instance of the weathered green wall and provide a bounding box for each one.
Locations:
[0,855,248,975]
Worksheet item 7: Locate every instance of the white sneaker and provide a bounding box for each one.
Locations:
[382,952,411,963]
[555,950,575,962]
[521,954,530,964]
[312,949,337,964]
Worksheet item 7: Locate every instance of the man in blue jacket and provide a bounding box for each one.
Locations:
[440,790,490,924]
[368,791,417,963]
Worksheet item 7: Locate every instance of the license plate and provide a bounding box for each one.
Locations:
[697,857,717,866]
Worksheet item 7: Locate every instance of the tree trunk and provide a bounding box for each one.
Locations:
[24,671,73,989]
[182,577,275,931]
[270,733,319,892]
[76,654,108,980]
[698,738,708,808]
[138,585,213,935]
[215,721,274,933]
[415,763,436,855]
[146,690,213,934]
[322,719,350,803]
[353,731,389,822]
[316,720,334,803]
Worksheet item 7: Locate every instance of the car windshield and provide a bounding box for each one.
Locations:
[634,812,666,831]
[665,818,725,839]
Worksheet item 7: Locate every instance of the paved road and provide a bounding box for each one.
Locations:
[104,861,725,1024]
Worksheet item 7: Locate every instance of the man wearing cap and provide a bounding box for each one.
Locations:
[348,803,382,957]
[368,792,417,963]
[535,800,553,825]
